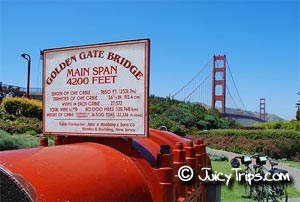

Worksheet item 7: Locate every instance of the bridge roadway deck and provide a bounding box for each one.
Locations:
[223,112,266,122]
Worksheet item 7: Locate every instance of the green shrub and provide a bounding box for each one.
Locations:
[254,120,300,131]
[149,115,186,136]
[198,129,300,139]
[206,147,228,161]
[0,118,42,135]
[199,130,300,160]
[188,126,201,136]
[0,108,42,135]
[25,130,38,136]
[149,95,237,136]
[2,97,42,120]
[13,135,40,149]
[275,138,300,160]
[0,130,19,150]
[0,129,40,151]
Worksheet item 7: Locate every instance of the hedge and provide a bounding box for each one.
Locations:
[198,129,300,139]
[198,129,300,161]
[2,97,42,120]
[0,130,40,151]
[253,120,300,131]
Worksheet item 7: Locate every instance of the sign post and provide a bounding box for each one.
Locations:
[43,39,150,138]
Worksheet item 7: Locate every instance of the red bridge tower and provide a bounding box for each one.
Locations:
[212,55,226,114]
[260,98,266,120]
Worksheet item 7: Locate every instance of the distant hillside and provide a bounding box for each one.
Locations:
[225,107,284,126]
[225,107,284,121]
[185,102,285,126]
[265,113,285,122]
[197,102,284,122]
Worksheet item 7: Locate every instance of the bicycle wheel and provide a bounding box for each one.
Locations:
[253,183,269,202]
[270,181,288,202]
[261,183,269,202]
[244,181,252,198]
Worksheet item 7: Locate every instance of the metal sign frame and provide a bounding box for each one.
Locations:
[43,39,150,138]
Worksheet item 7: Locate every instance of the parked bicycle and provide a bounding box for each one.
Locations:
[230,154,267,201]
[268,161,288,202]
[230,154,289,202]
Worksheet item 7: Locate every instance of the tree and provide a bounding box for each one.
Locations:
[149,95,237,135]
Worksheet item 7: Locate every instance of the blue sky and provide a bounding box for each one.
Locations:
[0,0,299,120]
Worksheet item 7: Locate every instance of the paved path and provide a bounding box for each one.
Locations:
[209,149,300,191]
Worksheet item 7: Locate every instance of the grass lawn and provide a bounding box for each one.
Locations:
[211,161,300,202]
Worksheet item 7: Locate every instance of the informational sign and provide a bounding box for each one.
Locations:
[43,39,150,138]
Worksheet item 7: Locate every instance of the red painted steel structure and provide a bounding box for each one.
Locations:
[0,129,210,202]
[260,97,266,120]
[212,55,226,114]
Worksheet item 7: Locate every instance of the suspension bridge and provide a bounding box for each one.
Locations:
[171,55,266,123]
[1,54,266,123]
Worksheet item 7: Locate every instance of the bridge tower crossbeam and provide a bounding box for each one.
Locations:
[212,55,226,114]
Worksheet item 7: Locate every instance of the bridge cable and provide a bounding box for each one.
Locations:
[226,59,247,111]
[183,72,212,101]
[172,58,212,98]
[226,86,239,109]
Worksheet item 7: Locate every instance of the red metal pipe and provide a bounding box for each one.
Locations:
[0,143,152,201]
[0,129,210,201]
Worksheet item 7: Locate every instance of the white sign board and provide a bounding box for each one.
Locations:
[43,39,149,138]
